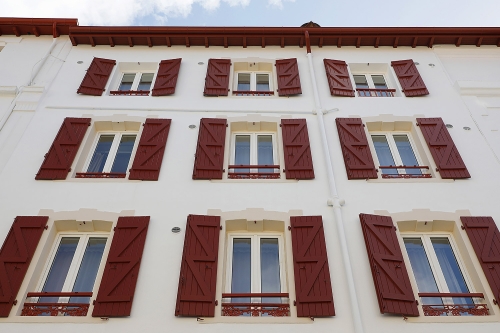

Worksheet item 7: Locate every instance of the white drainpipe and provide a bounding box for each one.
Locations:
[304,31,365,333]
[0,37,58,132]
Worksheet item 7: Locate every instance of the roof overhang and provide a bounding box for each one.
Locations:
[0,18,78,37]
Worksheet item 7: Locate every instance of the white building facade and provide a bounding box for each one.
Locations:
[0,18,500,333]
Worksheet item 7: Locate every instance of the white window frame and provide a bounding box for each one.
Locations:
[83,131,139,174]
[370,131,428,176]
[117,72,155,91]
[33,232,108,304]
[233,72,273,93]
[402,233,477,306]
[225,233,287,299]
[230,132,278,174]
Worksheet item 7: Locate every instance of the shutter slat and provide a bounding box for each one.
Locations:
[461,216,500,306]
[417,117,470,179]
[77,57,116,96]
[281,119,314,179]
[203,59,230,96]
[92,216,149,317]
[335,118,378,179]
[323,59,355,97]
[36,117,91,180]
[129,118,171,181]
[359,213,419,317]
[0,216,48,317]
[290,216,335,317]
[175,215,220,317]
[192,118,227,180]
[151,58,181,96]
[391,59,428,97]
[276,58,302,96]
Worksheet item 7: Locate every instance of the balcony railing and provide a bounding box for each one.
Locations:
[379,165,431,179]
[356,88,395,97]
[221,293,290,317]
[228,165,280,179]
[110,90,150,96]
[76,172,126,178]
[21,292,93,316]
[418,292,489,316]
[233,90,274,96]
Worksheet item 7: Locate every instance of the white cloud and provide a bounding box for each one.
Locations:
[267,0,295,9]
[2,0,263,26]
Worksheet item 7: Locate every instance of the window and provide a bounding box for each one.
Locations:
[233,62,274,96]
[403,235,487,316]
[223,234,287,316]
[111,72,154,95]
[353,74,394,97]
[230,132,278,179]
[370,132,430,178]
[78,132,138,178]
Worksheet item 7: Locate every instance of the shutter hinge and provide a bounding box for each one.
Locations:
[68,168,71,172]
[44,225,48,230]
[13,300,17,306]
[362,124,365,127]
[416,123,420,126]
[288,226,291,231]
[279,124,282,127]
[215,300,218,306]
[415,300,419,305]
[88,122,91,126]
[394,226,397,231]
[222,169,225,173]
[293,300,296,306]
[220,225,223,230]
[493,299,498,305]
[226,124,228,127]
[310,317,314,321]
[113,227,116,231]
[461,225,466,230]
[93,300,96,305]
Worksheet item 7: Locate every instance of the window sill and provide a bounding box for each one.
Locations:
[196,316,313,324]
[65,177,141,183]
[366,177,454,183]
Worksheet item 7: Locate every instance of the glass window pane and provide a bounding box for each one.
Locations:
[393,135,421,175]
[137,73,154,91]
[256,74,270,91]
[353,75,369,88]
[110,134,137,173]
[237,73,251,91]
[371,135,397,175]
[431,238,473,306]
[234,135,251,174]
[69,238,107,304]
[232,238,251,304]
[404,238,442,306]
[257,135,274,174]
[118,73,135,91]
[40,237,79,303]
[371,75,388,96]
[260,238,281,304]
[87,135,115,173]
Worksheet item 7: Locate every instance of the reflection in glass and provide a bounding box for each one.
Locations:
[257,135,274,173]
[118,73,135,91]
[87,135,115,173]
[261,238,281,305]
[40,237,79,303]
[234,135,251,174]
[354,75,369,96]
[393,135,421,175]
[237,73,251,91]
[256,74,270,92]
[137,73,154,91]
[371,135,397,175]
[70,238,107,304]
[111,135,136,173]
[232,239,251,304]
[371,75,388,96]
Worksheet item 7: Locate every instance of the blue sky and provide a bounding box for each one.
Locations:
[4,0,500,27]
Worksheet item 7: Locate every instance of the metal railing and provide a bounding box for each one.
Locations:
[221,293,290,317]
[356,88,395,97]
[110,90,150,96]
[228,165,280,179]
[76,172,126,178]
[22,292,93,317]
[233,90,274,96]
[379,165,431,179]
[418,292,489,316]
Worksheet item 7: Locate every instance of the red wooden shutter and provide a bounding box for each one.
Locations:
[35,117,91,180]
[417,117,470,179]
[290,216,335,317]
[203,59,230,96]
[323,59,355,97]
[281,119,314,179]
[0,216,48,317]
[192,118,227,180]
[276,58,302,96]
[151,58,181,96]
[92,216,149,317]
[129,118,171,181]
[461,216,500,306]
[391,59,429,97]
[77,57,116,96]
[175,215,220,317]
[335,118,377,180]
[359,213,419,317]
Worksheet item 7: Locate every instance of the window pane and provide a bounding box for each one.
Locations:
[256,74,270,92]
[110,134,137,173]
[354,75,369,96]
[404,238,442,306]
[137,73,154,91]
[393,135,421,175]
[371,135,397,175]
[260,238,281,304]
[237,73,251,91]
[40,237,79,303]
[118,73,135,91]
[70,238,107,304]
[232,238,251,304]
[234,135,251,174]
[257,135,274,174]
[371,75,388,96]
[431,238,473,306]
[87,135,115,173]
